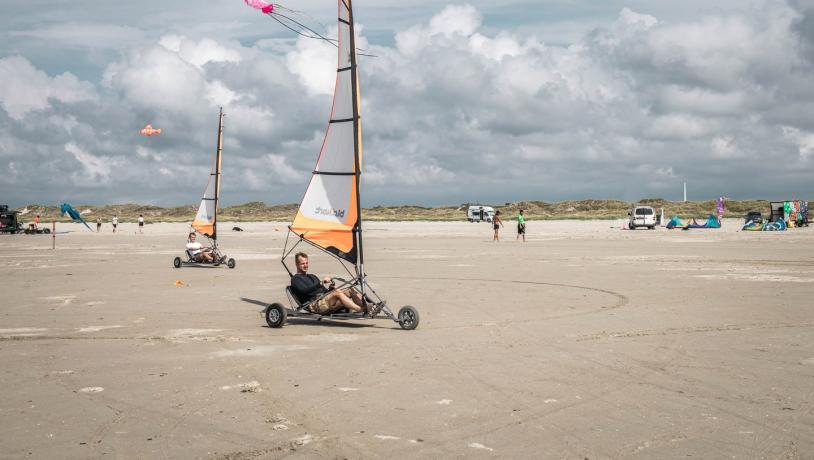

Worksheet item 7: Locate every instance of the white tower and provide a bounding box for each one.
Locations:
[683,182,687,202]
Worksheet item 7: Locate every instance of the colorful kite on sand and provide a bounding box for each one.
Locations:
[60,203,93,231]
[140,124,162,136]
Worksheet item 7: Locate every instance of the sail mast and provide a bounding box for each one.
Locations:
[347,0,364,276]
[213,107,224,241]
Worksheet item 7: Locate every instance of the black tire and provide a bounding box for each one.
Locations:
[173,257,181,268]
[227,258,236,269]
[265,303,287,328]
[398,305,420,330]
[649,226,655,230]
[43,228,51,234]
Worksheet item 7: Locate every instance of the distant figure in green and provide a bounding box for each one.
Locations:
[516,209,526,242]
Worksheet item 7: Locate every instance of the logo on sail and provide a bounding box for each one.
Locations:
[315,206,345,219]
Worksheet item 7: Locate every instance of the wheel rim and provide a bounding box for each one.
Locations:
[268,308,280,324]
[400,310,415,327]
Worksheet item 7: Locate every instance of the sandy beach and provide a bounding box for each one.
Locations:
[1,220,813,458]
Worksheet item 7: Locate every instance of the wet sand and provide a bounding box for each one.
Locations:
[1,220,813,458]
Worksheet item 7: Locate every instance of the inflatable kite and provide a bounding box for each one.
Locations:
[245,0,274,13]
[140,124,162,136]
[60,203,93,231]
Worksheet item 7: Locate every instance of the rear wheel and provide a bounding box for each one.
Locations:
[265,303,287,328]
[173,257,181,268]
[227,258,236,269]
[398,305,419,330]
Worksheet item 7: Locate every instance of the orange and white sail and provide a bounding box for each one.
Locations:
[290,0,362,263]
[192,108,224,239]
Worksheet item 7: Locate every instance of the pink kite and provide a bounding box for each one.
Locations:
[244,0,274,14]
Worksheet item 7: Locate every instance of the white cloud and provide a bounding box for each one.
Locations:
[395,4,482,55]
[65,142,113,183]
[285,30,338,96]
[782,126,814,159]
[0,56,96,120]
[159,35,242,68]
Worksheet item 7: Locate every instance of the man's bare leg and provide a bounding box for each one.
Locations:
[326,290,363,313]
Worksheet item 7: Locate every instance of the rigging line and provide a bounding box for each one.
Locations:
[274,4,333,41]
[269,11,378,57]
[268,13,330,43]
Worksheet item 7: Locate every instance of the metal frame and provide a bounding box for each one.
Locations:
[279,228,397,322]
[178,234,232,268]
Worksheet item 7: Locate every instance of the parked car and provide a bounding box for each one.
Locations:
[628,205,656,230]
[743,211,763,224]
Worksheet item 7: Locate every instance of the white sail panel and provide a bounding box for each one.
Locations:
[299,175,354,224]
[316,122,356,172]
[192,163,218,237]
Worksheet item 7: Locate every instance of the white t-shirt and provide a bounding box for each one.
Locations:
[138,217,144,224]
[112,217,118,225]
[186,241,203,255]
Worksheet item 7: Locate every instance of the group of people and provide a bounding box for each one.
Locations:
[491,209,526,242]
[94,214,145,233]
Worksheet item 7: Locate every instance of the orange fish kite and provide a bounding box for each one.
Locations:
[140,124,162,136]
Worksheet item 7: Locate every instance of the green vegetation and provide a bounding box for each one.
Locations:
[13,199,797,223]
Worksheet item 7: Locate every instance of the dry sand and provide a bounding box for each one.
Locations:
[1,220,813,458]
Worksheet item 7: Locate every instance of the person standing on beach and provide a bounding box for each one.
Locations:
[96,217,102,232]
[112,215,118,233]
[516,209,526,242]
[492,210,504,241]
[138,214,144,233]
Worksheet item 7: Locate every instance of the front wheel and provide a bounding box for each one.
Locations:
[43,228,51,234]
[173,257,181,268]
[398,305,420,330]
[265,303,287,328]
[227,258,236,269]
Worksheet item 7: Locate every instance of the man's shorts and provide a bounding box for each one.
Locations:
[518,223,526,234]
[311,296,332,314]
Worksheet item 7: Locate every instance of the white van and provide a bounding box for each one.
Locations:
[467,206,494,223]
[628,206,656,230]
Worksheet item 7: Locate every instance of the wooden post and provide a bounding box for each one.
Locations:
[52,220,55,249]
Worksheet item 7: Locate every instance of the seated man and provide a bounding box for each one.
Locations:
[186,232,215,263]
[289,252,365,315]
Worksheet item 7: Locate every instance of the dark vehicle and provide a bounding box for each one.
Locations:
[744,211,763,224]
[0,206,21,234]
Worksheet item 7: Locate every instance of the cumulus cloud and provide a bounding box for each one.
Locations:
[2,1,814,207]
[0,56,96,120]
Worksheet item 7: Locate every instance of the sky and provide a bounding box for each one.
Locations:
[1,0,813,207]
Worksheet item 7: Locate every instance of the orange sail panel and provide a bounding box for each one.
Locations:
[290,0,361,263]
